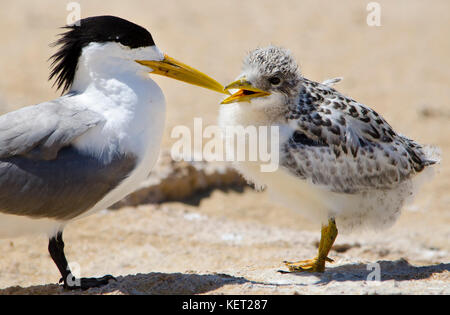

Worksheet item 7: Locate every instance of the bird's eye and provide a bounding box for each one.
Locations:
[269,77,281,85]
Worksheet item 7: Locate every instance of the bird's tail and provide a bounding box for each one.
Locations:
[400,135,441,172]
[422,145,441,167]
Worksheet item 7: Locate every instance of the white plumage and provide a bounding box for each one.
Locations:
[68,43,167,221]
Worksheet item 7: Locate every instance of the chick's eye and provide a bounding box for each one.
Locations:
[269,77,281,85]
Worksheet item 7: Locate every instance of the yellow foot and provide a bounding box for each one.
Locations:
[282,218,338,273]
[283,257,333,273]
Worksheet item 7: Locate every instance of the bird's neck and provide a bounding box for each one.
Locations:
[69,48,166,162]
[219,97,289,128]
[70,51,145,93]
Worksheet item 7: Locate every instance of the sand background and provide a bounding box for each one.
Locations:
[0,0,448,294]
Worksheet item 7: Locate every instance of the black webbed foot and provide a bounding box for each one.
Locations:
[49,231,116,291]
[61,274,116,290]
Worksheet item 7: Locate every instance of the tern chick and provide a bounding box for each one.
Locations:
[219,46,439,272]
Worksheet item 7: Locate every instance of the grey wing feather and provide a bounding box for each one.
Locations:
[0,97,139,220]
[0,97,104,160]
[0,147,137,220]
[321,77,343,87]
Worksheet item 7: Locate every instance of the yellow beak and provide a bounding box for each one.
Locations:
[136,54,227,94]
[221,78,271,104]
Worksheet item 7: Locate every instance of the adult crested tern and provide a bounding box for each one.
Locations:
[219,46,439,272]
[0,15,224,289]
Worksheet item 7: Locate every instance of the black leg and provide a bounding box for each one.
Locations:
[48,231,116,290]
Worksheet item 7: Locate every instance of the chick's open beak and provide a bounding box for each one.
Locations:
[221,78,271,104]
[136,55,227,94]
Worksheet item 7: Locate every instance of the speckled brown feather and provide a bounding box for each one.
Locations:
[281,77,437,193]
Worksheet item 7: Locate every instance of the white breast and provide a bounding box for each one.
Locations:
[73,74,166,221]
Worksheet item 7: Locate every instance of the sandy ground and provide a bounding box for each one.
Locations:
[0,202,448,295]
[0,1,449,294]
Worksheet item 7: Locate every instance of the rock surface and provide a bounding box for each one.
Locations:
[111,151,247,208]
